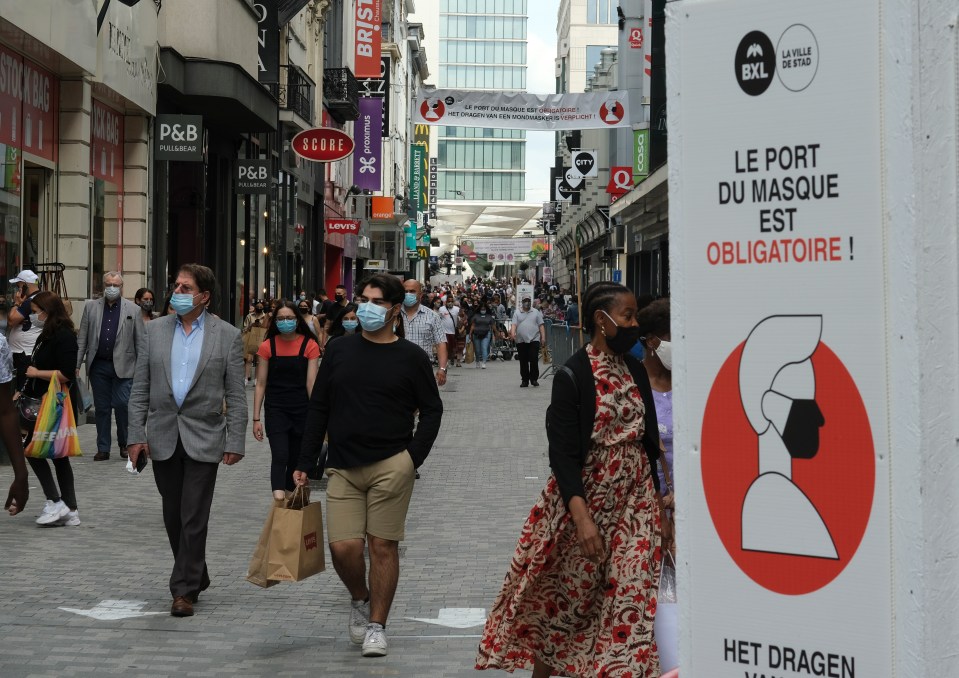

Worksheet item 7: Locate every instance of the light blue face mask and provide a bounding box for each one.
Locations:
[357,301,390,331]
[170,293,198,315]
[403,292,419,307]
[342,320,359,333]
[276,318,297,334]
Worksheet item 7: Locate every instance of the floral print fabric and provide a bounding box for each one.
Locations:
[476,344,662,678]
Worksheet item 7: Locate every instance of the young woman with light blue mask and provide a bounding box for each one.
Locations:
[251,300,322,500]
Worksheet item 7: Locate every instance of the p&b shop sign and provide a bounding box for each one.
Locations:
[236,159,270,194]
[155,114,203,161]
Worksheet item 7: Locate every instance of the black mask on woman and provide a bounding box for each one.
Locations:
[601,311,641,354]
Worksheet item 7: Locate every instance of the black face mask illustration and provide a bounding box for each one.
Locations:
[781,399,825,459]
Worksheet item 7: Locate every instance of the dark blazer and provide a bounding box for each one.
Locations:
[546,347,661,508]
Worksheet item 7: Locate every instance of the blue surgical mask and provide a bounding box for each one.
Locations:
[170,293,198,315]
[357,301,389,332]
[403,292,419,307]
[276,319,297,334]
[342,320,359,333]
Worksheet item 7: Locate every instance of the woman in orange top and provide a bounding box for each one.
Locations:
[251,300,321,499]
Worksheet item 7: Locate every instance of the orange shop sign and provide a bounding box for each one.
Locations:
[371,196,395,220]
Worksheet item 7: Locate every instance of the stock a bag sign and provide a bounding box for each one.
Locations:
[672,0,892,676]
[156,114,202,161]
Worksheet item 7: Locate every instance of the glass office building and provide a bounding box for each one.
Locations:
[438,0,528,201]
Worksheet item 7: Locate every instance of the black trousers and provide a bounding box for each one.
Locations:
[27,457,77,510]
[517,341,541,384]
[152,439,218,598]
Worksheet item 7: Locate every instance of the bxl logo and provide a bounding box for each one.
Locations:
[160,123,199,142]
[735,31,775,96]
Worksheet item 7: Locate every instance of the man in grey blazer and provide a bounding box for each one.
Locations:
[76,271,143,461]
[127,264,247,618]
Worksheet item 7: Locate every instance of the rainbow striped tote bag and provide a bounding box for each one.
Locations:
[24,374,82,459]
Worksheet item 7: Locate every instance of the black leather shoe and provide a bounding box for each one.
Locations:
[93,451,110,461]
[520,382,529,387]
[120,448,128,459]
[531,381,539,387]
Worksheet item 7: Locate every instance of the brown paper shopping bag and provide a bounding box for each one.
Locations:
[267,486,326,582]
[246,498,284,588]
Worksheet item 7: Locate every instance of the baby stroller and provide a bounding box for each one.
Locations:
[488,319,516,361]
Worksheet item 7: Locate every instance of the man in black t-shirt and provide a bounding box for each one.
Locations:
[294,274,442,660]
[323,284,350,338]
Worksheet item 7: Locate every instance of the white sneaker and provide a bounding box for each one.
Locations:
[59,510,81,526]
[349,599,370,645]
[362,623,388,657]
[481,362,487,369]
[36,500,69,526]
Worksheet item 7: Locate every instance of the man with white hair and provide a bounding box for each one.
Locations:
[77,272,144,461]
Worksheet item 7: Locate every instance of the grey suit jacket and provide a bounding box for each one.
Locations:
[76,297,143,378]
[127,312,247,463]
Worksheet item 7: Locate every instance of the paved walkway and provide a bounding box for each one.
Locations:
[0,353,558,677]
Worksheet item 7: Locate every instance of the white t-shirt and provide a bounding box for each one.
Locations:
[438,305,459,334]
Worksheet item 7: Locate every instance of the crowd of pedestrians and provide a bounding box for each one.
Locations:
[0,266,675,676]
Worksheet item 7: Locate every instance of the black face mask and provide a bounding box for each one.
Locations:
[606,325,641,354]
[335,294,345,302]
[781,399,825,459]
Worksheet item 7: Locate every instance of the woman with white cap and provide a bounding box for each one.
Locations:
[7,270,41,392]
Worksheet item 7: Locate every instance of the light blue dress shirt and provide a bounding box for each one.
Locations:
[172,311,206,408]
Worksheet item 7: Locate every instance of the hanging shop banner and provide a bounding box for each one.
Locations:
[0,46,59,164]
[91,100,124,188]
[462,238,549,261]
[413,89,630,130]
[256,0,280,83]
[358,56,390,131]
[672,0,891,676]
[236,159,270,194]
[408,144,425,219]
[353,97,383,191]
[633,129,649,181]
[354,0,382,79]
[326,219,360,235]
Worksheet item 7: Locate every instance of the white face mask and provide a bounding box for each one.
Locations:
[655,339,673,371]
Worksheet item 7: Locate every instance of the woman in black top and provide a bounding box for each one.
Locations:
[468,301,496,368]
[20,291,81,527]
[252,301,321,500]
[477,281,666,678]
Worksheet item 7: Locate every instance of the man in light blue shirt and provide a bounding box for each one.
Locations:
[172,312,205,407]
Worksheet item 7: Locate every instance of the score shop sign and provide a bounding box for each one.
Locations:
[672,0,891,677]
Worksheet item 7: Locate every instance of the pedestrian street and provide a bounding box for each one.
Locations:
[0,356,554,678]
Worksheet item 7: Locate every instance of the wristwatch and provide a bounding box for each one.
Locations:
[439,366,448,373]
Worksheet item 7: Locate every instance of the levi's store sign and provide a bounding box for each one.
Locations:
[0,45,58,163]
[354,0,381,79]
[91,100,124,188]
[326,219,360,235]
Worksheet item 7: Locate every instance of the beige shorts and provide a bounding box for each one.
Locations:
[325,451,416,543]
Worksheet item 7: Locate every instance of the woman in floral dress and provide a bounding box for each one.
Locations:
[477,281,666,678]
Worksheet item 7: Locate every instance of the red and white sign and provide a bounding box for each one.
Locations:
[599,100,625,125]
[292,128,355,162]
[0,45,58,163]
[354,0,382,79]
[420,99,445,122]
[606,166,634,198]
[629,27,644,49]
[91,100,124,188]
[326,219,360,235]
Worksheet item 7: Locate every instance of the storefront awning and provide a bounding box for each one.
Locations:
[159,48,277,134]
[278,0,314,24]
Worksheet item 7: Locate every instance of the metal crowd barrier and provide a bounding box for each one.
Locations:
[540,321,583,379]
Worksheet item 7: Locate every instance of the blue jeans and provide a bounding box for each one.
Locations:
[89,357,132,454]
[473,334,491,363]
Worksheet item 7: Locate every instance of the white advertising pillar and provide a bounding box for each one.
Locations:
[667,0,958,676]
